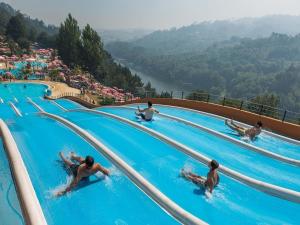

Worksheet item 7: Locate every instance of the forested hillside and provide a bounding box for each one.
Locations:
[0,2,57,47]
[107,33,300,111]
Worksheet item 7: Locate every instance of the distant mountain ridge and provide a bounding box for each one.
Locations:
[0,2,58,36]
[110,15,300,55]
[97,28,154,44]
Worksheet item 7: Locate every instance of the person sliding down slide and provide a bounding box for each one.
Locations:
[135,101,159,121]
[56,152,109,196]
[181,160,220,194]
[225,119,262,141]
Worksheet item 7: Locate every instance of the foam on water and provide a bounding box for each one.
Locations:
[46,175,73,198]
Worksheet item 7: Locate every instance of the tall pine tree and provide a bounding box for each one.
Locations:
[57,14,81,67]
[81,24,103,73]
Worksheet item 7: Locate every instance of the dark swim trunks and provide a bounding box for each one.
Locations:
[70,164,80,177]
[70,164,89,181]
[140,114,152,121]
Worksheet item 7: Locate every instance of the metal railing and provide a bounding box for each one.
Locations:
[47,92,97,105]
[124,90,300,125]
[48,90,300,125]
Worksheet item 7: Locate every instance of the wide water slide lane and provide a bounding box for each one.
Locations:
[29,97,65,114]
[130,103,300,160]
[99,107,300,192]
[7,114,177,225]
[15,99,39,115]
[55,99,84,110]
[59,110,300,225]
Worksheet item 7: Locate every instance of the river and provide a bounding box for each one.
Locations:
[115,58,192,97]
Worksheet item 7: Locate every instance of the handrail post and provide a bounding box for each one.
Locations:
[282,110,287,122]
[206,94,210,103]
[259,104,264,115]
[240,100,244,110]
[181,91,184,99]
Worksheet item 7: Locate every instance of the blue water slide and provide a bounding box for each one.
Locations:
[58,109,300,225]
[132,103,300,160]
[98,107,300,192]
[7,113,177,225]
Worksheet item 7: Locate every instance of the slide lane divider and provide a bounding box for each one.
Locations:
[50,100,68,112]
[9,101,22,117]
[125,103,300,145]
[27,97,45,112]
[121,106,300,167]
[41,111,206,225]
[71,108,300,204]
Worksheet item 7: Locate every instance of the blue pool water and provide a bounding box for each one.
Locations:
[0,83,49,102]
[131,104,300,160]
[0,84,177,224]
[98,107,300,192]
[7,114,177,225]
[1,83,300,224]
[55,99,84,110]
[53,108,300,224]
[0,139,24,225]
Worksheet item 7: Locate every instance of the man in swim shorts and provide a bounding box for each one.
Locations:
[135,101,159,121]
[57,152,109,196]
[225,119,262,140]
[181,160,220,193]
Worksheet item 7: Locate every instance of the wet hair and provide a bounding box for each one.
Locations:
[85,156,94,168]
[257,121,263,127]
[210,160,219,170]
[148,101,153,107]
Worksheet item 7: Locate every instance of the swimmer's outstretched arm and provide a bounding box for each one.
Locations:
[137,106,146,112]
[57,172,82,196]
[97,164,110,176]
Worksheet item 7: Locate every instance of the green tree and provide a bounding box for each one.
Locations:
[57,14,81,66]
[5,13,26,41]
[48,69,59,81]
[81,24,103,73]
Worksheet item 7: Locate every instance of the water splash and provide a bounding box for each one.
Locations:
[115,219,128,225]
[241,136,251,143]
[46,175,73,198]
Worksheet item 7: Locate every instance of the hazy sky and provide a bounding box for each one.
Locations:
[3,0,300,29]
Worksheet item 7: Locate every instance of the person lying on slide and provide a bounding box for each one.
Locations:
[225,119,262,140]
[57,152,109,196]
[181,160,220,194]
[135,101,159,121]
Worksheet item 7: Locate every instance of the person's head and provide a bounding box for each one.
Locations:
[209,160,219,170]
[84,156,94,169]
[256,121,263,128]
[148,101,153,108]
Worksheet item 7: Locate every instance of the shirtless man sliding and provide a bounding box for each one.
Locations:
[181,160,220,194]
[225,119,262,140]
[135,101,159,121]
[57,152,109,196]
